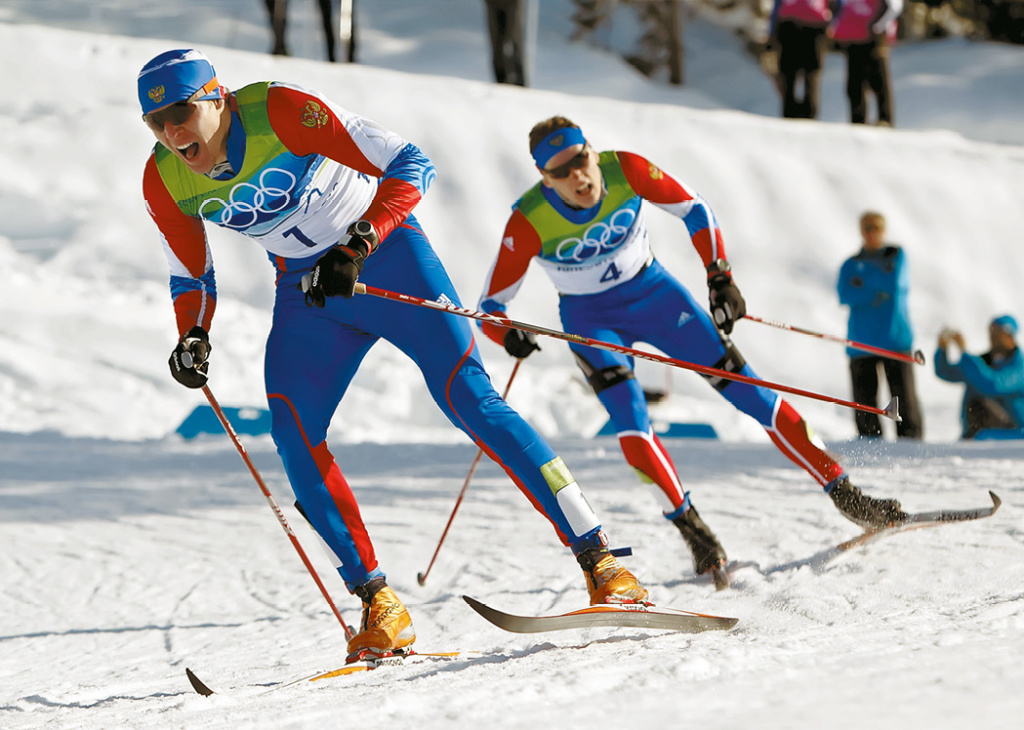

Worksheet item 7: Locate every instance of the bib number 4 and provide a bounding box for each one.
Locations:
[600,261,621,283]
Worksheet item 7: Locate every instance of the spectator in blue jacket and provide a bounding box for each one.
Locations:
[935,315,1024,440]
[837,211,923,438]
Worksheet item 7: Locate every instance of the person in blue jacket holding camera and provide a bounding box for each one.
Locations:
[935,315,1024,440]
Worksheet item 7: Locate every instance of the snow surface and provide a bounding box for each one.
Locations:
[1,2,1023,728]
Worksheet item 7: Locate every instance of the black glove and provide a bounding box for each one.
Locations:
[168,326,211,389]
[301,239,369,307]
[707,260,746,335]
[504,328,541,359]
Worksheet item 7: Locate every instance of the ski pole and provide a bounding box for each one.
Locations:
[353,283,900,422]
[416,359,523,587]
[200,385,354,639]
[744,314,926,365]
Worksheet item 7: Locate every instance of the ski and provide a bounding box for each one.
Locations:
[837,490,1001,552]
[186,667,216,697]
[463,595,738,634]
[306,650,461,682]
[185,650,462,696]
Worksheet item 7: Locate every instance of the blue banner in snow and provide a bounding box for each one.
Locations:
[595,420,718,439]
[176,404,272,439]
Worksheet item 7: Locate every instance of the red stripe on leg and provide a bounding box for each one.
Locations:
[768,400,844,486]
[312,441,378,575]
[619,431,686,512]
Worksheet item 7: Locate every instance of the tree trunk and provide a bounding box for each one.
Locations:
[340,0,357,62]
[316,0,337,62]
[485,0,527,86]
[666,0,685,86]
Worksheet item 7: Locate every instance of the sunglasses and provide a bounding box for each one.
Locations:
[142,79,219,132]
[543,148,590,179]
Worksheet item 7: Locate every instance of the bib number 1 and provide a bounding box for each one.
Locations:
[284,226,318,248]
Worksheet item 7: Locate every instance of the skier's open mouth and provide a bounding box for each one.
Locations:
[178,142,199,160]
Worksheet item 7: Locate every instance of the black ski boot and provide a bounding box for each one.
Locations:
[673,505,729,590]
[828,477,907,529]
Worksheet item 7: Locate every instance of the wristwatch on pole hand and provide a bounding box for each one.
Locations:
[348,219,379,252]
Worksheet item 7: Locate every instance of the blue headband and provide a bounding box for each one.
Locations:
[138,49,221,114]
[531,126,587,168]
[992,315,1019,337]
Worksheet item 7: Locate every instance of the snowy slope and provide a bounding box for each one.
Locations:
[1,19,1023,443]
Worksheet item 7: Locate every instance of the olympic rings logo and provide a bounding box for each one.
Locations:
[554,207,636,262]
[199,168,298,229]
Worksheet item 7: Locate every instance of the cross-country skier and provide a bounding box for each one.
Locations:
[138,51,648,661]
[476,116,908,586]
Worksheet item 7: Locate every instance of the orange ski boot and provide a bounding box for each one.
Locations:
[346,577,416,662]
[577,547,649,605]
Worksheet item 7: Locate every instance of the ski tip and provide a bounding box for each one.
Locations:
[185,667,215,697]
[989,491,1002,511]
[463,595,493,620]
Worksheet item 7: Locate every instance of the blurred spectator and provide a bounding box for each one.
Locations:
[935,316,1024,440]
[837,211,923,438]
[262,0,340,61]
[831,0,902,126]
[486,0,528,85]
[768,0,832,119]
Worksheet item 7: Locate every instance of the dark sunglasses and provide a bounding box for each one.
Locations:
[142,80,218,132]
[544,148,590,179]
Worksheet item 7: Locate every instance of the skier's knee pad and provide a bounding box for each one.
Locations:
[704,342,747,392]
[573,351,635,395]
